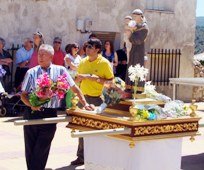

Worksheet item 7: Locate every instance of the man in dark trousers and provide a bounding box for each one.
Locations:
[71,38,114,165]
[21,44,93,170]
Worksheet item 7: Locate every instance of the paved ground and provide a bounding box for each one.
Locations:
[1,103,204,170]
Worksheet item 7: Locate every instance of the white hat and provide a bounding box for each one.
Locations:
[132,9,143,16]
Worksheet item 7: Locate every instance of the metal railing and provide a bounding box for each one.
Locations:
[148,49,181,86]
[6,44,20,91]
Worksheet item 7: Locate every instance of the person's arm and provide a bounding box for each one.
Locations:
[21,91,41,111]
[70,85,94,110]
[61,67,94,110]
[76,74,113,84]
[64,57,78,71]
[20,70,41,111]
[18,60,30,68]
[113,52,118,67]
[129,28,148,45]
[0,58,12,65]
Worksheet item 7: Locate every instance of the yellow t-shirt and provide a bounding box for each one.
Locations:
[77,54,114,96]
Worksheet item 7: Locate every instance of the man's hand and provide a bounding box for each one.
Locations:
[84,104,95,111]
[0,58,12,65]
[31,106,42,111]
[75,74,87,82]
[19,60,30,68]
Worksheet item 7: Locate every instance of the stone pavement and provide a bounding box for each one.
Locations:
[1,103,204,170]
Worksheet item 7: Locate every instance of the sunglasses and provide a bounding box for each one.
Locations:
[86,44,94,49]
[54,41,61,44]
[73,46,79,49]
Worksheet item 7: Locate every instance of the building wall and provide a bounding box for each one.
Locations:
[0,0,197,100]
[0,0,133,49]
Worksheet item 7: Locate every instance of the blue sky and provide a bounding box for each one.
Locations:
[196,0,204,16]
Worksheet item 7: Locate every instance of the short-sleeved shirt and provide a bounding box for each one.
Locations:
[52,49,65,66]
[77,54,114,96]
[15,47,33,66]
[21,64,75,108]
[64,54,81,78]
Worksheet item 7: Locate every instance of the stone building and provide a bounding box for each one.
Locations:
[0,0,197,100]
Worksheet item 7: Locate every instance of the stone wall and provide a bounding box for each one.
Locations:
[0,0,197,100]
[0,0,133,49]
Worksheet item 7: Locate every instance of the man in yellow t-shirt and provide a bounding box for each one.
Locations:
[71,38,114,165]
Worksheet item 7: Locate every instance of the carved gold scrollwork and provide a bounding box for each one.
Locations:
[72,116,125,130]
[134,123,198,136]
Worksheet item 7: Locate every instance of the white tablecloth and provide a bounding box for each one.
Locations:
[84,136,182,170]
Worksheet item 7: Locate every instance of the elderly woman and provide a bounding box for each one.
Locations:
[0,37,13,89]
[125,9,149,88]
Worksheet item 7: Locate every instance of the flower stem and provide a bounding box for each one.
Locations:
[133,79,138,104]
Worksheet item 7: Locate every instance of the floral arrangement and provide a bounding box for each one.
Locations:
[128,64,148,103]
[96,77,130,113]
[131,100,189,121]
[144,81,171,102]
[193,54,204,66]
[0,65,6,78]
[128,20,137,28]
[29,73,70,107]
[54,74,70,99]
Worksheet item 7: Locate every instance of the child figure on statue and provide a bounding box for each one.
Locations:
[123,15,137,64]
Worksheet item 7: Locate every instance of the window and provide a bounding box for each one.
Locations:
[146,0,175,12]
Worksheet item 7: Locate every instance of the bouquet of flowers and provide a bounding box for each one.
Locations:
[53,74,70,99]
[29,73,70,107]
[0,65,6,78]
[131,101,189,121]
[128,64,148,103]
[193,53,204,66]
[128,20,137,28]
[144,81,171,102]
[96,77,130,113]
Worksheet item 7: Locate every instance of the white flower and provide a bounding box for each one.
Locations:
[162,100,187,117]
[128,64,148,83]
[128,20,137,28]
[144,81,156,94]
[193,54,204,66]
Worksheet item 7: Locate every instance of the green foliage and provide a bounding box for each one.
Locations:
[195,26,204,54]
[29,93,50,107]
[196,17,204,27]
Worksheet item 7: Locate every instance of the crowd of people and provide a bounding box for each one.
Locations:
[0,8,149,170]
[0,32,128,93]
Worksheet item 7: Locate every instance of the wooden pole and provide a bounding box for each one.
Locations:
[14,116,71,126]
[71,128,131,138]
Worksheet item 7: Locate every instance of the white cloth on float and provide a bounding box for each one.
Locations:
[84,136,182,170]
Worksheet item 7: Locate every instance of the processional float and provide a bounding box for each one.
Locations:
[14,90,201,170]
